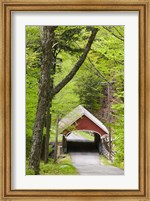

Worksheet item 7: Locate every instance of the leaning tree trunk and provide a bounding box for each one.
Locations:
[29,26,56,174]
[29,26,98,174]
[43,27,99,163]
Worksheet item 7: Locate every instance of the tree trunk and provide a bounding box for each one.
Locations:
[28,67,50,174]
[44,37,57,164]
[29,26,56,174]
[53,118,59,163]
[29,26,98,174]
[44,100,52,163]
[41,135,45,161]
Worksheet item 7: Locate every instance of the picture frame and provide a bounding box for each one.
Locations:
[0,0,149,200]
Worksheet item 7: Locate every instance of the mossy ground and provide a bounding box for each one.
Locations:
[26,154,78,175]
[100,155,124,170]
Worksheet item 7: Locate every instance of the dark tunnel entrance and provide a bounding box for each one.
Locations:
[62,131,103,154]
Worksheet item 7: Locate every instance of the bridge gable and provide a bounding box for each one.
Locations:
[75,115,106,136]
[59,105,109,136]
[62,115,107,137]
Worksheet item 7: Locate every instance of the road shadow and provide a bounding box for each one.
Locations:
[67,140,98,152]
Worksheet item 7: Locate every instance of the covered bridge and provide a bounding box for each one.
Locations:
[58,105,110,155]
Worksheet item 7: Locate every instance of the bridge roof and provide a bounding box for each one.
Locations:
[58,105,109,134]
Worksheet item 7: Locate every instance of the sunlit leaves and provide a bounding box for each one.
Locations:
[26,25,124,168]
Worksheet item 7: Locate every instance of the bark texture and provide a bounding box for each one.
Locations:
[44,101,52,163]
[29,26,56,174]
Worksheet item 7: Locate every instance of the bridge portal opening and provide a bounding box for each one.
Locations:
[62,130,103,154]
[59,105,110,157]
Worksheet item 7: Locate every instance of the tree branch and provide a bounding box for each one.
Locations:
[113,26,124,38]
[103,26,124,42]
[51,28,98,96]
[73,41,109,82]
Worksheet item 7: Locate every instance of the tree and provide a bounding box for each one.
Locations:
[29,26,98,174]
[73,26,124,167]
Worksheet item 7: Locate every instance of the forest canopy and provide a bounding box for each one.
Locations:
[26,25,124,174]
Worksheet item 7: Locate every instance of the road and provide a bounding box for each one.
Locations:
[67,132,124,175]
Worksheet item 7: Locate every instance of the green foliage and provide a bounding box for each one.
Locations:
[51,50,81,124]
[100,155,123,169]
[100,155,113,166]
[26,73,40,157]
[75,69,103,113]
[55,26,90,55]
[26,26,41,157]
[73,26,124,168]
[26,26,41,51]
[26,155,78,175]
[49,129,63,142]
[76,131,94,141]
[111,100,124,168]
[26,168,35,175]
[26,25,124,172]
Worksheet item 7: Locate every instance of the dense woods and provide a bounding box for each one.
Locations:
[26,25,124,175]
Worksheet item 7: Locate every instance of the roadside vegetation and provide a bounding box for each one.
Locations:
[74,131,94,141]
[100,155,124,169]
[26,154,78,175]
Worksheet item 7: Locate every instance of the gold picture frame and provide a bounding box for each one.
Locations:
[0,0,149,200]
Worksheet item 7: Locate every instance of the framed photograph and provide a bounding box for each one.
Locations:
[0,0,149,200]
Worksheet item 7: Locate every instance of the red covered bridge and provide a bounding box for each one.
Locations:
[58,105,110,155]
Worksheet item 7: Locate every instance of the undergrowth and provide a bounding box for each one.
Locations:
[26,154,78,175]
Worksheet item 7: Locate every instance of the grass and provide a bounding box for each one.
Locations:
[100,155,124,170]
[100,155,113,166]
[26,154,78,175]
